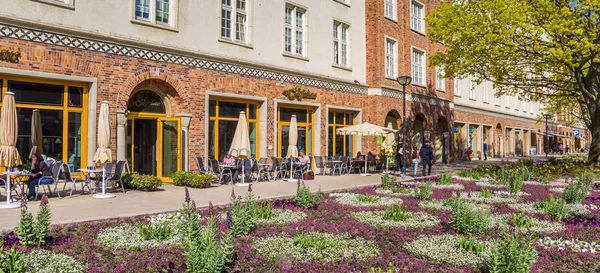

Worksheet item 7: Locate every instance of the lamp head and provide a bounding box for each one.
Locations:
[396,76,412,86]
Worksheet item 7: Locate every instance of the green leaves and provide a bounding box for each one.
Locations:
[15,195,51,248]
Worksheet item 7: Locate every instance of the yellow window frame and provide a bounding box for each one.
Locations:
[277,104,315,157]
[0,75,89,171]
[208,98,260,160]
[328,110,356,156]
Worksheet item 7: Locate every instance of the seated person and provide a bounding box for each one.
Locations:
[298,151,311,172]
[366,152,375,163]
[223,153,235,166]
[355,151,364,161]
[27,153,54,200]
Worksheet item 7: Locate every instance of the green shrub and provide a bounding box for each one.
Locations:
[381,174,397,190]
[369,262,395,273]
[414,183,433,200]
[504,213,532,229]
[457,235,486,255]
[382,204,409,221]
[535,196,571,220]
[15,195,51,248]
[128,174,162,190]
[356,194,381,203]
[563,173,594,204]
[507,170,523,194]
[496,166,511,184]
[486,231,536,273]
[450,199,490,234]
[139,223,172,241]
[517,158,535,168]
[391,187,412,194]
[458,169,472,178]
[438,173,452,185]
[172,171,217,188]
[256,201,274,220]
[481,188,493,198]
[295,183,321,208]
[537,176,551,185]
[229,189,258,236]
[0,246,25,273]
[187,217,232,273]
[520,167,532,181]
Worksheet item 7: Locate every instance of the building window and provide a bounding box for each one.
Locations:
[385,39,397,78]
[453,78,460,96]
[411,1,424,33]
[278,106,314,157]
[483,82,489,103]
[436,65,445,91]
[208,100,260,160]
[134,0,175,27]
[333,22,350,67]
[221,0,248,43]
[328,111,355,156]
[385,0,396,20]
[412,49,425,85]
[31,0,74,8]
[285,5,306,56]
[2,79,88,171]
[469,76,475,100]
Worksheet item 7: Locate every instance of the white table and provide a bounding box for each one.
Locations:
[0,171,32,209]
[77,168,115,199]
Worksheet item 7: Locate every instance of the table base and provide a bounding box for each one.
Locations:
[284,179,299,183]
[360,174,372,177]
[92,193,116,199]
[0,202,21,209]
[235,183,250,187]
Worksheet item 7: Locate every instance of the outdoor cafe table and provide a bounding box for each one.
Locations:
[322,160,342,176]
[0,171,33,208]
[219,164,238,183]
[352,160,367,175]
[76,168,103,194]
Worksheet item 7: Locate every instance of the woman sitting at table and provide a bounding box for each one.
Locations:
[27,153,54,200]
[355,152,364,160]
[223,153,236,166]
[297,151,311,173]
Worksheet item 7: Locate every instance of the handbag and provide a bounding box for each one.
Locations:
[303,170,315,180]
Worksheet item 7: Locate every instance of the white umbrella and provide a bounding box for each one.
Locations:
[284,115,299,182]
[229,111,251,186]
[92,101,115,199]
[29,110,43,159]
[337,122,397,176]
[0,92,22,209]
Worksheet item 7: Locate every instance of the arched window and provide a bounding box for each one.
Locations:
[127,90,165,113]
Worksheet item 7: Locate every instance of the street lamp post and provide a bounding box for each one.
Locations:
[544,114,551,158]
[397,76,412,179]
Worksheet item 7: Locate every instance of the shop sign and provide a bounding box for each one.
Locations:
[0,49,21,63]
[282,86,317,101]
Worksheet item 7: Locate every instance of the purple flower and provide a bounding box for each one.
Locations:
[184,187,190,204]
[40,194,48,207]
[248,183,253,192]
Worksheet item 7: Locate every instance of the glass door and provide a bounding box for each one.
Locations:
[129,118,158,176]
[158,118,181,181]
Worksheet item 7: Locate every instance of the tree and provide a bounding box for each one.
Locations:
[427,0,600,163]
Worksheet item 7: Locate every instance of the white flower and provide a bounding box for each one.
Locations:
[329,192,402,207]
[418,200,491,212]
[352,210,440,229]
[22,250,86,273]
[404,234,494,267]
[457,191,521,204]
[256,209,307,225]
[537,237,600,253]
[490,214,565,233]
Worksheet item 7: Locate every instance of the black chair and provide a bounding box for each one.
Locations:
[34,161,63,200]
[313,156,325,175]
[209,158,232,184]
[195,156,208,174]
[107,160,127,193]
[61,164,92,196]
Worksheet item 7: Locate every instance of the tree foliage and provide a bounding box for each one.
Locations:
[427,0,600,163]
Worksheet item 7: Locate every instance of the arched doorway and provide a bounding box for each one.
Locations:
[435,117,449,163]
[384,110,400,129]
[412,114,426,149]
[126,90,181,180]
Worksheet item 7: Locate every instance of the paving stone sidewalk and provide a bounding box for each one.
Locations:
[0,156,539,231]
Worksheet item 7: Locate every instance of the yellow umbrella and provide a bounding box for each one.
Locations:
[337,122,397,176]
[29,109,43,158]
[229,112,251,185]
[383,122,396,154]
[92,101,115,199]
[0,92,22,208]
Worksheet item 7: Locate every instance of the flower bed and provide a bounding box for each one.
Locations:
[256,209,307,225]
[329,192,402,207]
[404,234,493,267]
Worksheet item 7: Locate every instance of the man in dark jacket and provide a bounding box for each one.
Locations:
[420,140,434,176]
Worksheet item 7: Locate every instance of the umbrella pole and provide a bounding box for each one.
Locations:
[361,159,371,177]
[92,164,116,198]
[0,168,20,209]
[285,158,297,183]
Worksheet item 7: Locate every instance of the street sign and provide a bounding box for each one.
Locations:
[573,129,580,137]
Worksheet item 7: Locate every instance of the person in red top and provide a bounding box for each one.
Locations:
[466,147,473,161]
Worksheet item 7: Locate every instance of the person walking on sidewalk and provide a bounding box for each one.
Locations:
[420,140,434,176]
[483,142,488,161]
[411,146,420,177]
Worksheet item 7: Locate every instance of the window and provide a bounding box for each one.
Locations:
[385,39,397,78]
[284,5,306,56]
[208,100,260,160]
[31,0,74,8]
[453,78,460,96]
[134,0,175,27]
[436,65,445,91]
[328,111,355,156]
[468,76,475,100]
[412,49,425,85]
[385,0,396,19]
[411,1,424,33]
[333,22,350,67]
[483,82,489,103]
[221,0,248,43]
